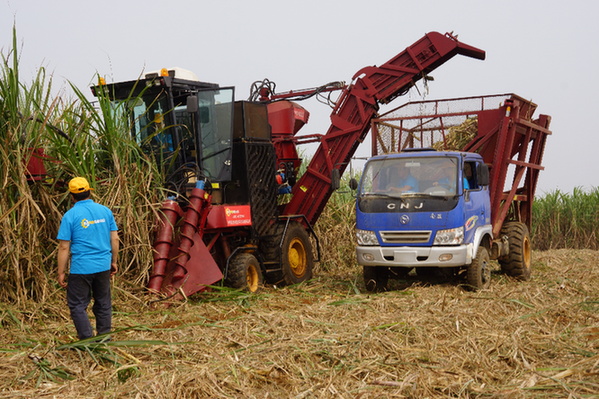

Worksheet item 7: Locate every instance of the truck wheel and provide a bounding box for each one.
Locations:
[466,246,491,291]
[281,223,314,285]
[364,266,389,292]
[499,222,532,281]
[226,253,263,292]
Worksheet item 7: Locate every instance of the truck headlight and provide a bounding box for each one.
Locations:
[433,226,464,245]
[356,229,379,246]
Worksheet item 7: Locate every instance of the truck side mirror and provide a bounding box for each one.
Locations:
[186,95,198,113]
[478,164,490,186]
[349,177,358,190]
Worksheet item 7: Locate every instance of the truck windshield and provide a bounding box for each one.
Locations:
[360,156,459,197]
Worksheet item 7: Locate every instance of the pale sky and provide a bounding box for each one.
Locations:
[2,0,597,194]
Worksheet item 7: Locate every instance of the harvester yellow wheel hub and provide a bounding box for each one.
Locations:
[288,238,307,278]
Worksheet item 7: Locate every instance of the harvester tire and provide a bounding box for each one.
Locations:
[280,223,314,285]
[498,222,532,281]
[466,246,491,291]
[363,266,389,292]
[226,253,263,293]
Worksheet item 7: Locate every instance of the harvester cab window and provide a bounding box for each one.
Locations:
[172,103,195,164]
[194,88,234,182]
[128,97,165,147]
[129,95,176,157]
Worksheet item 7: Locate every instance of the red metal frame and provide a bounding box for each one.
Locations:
[280,32,485,226]
[465,96,551,236]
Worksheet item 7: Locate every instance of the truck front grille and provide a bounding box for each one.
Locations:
[380,230,431,244]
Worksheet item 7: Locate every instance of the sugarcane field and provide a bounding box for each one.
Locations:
[1,10,599,398]
[1,246,598,398]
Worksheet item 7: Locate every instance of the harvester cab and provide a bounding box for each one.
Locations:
[93,68,235,193]
[93,67,308,298]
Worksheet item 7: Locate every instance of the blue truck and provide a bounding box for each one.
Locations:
[355,94,552,291]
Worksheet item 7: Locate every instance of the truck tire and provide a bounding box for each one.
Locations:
[280,223,314,285]
[226,253,263,292]
[499,222,532,281]
[364,266,389,292]
[466,246,491,291]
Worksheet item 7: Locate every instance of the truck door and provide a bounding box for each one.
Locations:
[463,160,491,243]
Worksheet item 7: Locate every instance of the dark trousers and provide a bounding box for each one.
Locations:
[67,270,112,340]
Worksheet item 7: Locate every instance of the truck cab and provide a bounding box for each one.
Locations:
[356,149,492,290]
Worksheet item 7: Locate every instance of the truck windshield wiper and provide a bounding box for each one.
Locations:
[414,193,456,200]
[362,192,404,199]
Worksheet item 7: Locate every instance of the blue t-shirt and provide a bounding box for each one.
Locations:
[463,177,470,190]
[398,175,419,192]
[57,199,118,274]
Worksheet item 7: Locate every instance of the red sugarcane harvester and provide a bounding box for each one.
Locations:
[92,32,486,297]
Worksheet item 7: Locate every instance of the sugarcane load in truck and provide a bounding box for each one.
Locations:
[356,94,551,291]
[91,32,486,297]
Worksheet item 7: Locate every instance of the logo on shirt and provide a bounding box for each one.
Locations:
[81,218,106,229]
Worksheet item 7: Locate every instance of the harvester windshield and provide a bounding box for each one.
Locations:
[94,77,235,193]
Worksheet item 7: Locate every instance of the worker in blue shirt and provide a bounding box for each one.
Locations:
[463,162,472,190]
[57,177,119,340]
[387,163,419,193]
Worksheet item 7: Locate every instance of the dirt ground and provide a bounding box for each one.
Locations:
[1,249,598,398]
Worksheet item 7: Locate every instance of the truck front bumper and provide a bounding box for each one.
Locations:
[356,244,472,267]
